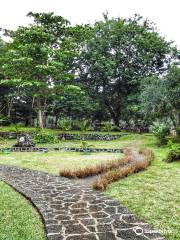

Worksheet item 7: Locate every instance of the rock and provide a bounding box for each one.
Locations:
[13,134,35,148]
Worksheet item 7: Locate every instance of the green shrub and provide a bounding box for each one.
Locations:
[150,121,169,145]
[80,141,94,150]
[57,118,72,131]
[7,123,25,133]
[33,132,58,144]
[101,122,113,133]
[164,141,180,163]
[75,119,91,132]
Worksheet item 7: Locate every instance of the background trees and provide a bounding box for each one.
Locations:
[0,13,84,128]
[141,65,180,131]
[0,13,179,131]
[78,14,177,126]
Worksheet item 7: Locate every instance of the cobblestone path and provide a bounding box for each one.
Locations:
[0,165,165,240]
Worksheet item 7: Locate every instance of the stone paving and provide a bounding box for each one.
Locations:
[0,165,165,240]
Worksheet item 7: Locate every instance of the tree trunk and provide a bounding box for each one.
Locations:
[38,109,44,129]
[7,98,13,118]
[37,98,44,129]
[104,101,120,126]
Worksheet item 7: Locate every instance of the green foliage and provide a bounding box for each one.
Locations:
[0,114,7,126]
[101,122,113,132]
[75,119,91,132]
[164,141,180,162]
[80,141,93,150]
[0,12,83,129]
[57,118,72,131]
[141,66,180,129]
[150,121,169,145]
[79,14,177,125]
[8,123,24,133]
[33,132,58,144]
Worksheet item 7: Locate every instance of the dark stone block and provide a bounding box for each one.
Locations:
[117,229,147,239]
[66,234,97,240]
[98,232,117,240]
[65,224,88,235]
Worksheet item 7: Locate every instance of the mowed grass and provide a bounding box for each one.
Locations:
[0,151,122,175]
[0,182,45,240]
[0,134,134,175]
[106,134,180,240]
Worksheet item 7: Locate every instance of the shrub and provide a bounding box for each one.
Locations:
[8,123,25,133]
[139,148,155,162]
[101,121,113,132]
[59,149,133,178]
[150,121,169,145]
[33,132,58,144]
[75,119,91,132]
[93,148,154,191]
[57,118,72,131]
[164,141,180,163]
[80,141,94,150]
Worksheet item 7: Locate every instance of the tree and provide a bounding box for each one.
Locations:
[0,12,81,128]
[78,14,177,126]
[141,65,180,130]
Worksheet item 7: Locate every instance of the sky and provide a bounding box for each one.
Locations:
[0,0,179,46]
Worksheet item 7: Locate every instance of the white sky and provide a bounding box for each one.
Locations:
[0,0,179,46]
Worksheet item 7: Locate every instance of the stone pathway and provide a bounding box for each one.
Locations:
[0,165,165,240]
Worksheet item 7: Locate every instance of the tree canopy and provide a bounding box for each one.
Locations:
[0,12,179,130]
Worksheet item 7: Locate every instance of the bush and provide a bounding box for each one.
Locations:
[57,118,72,131]
[74,119,92,132]
[8,123,25,133]
[164,141,180,163]
[60,149,133,178]
[150,121,169,145]
[101,122,114,132]
[80,141,93,150]
[93,148,154,191]
[33,132,58,144]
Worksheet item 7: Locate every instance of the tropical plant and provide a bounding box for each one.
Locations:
[77,119,91,132]
[164,141,180,162]
[57,118,72,131]
[101,121,113,133]
[80,141,93,150]
[150,121,169,145]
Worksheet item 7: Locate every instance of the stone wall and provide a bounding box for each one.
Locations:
[1,147,123,153]
[0,131,125,141]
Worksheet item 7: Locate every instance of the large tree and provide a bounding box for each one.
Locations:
[141,65,180,130]
[0,12,83,128]
[78,14,177,126]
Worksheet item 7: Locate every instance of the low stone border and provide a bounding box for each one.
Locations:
[57,133,123,141]
[0,147,123,153]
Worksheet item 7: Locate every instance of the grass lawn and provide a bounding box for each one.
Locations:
[0,132,179,240]
[106,134,180,240]
[0,182,45,240]
[0,151,122,175]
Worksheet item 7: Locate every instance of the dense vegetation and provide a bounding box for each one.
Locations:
[0,12,179,133]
